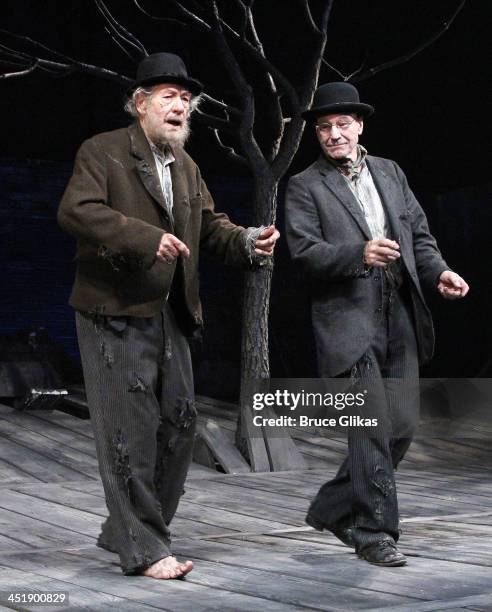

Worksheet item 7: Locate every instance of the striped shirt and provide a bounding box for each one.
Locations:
[334,146,388,240]
[149,142,175,220]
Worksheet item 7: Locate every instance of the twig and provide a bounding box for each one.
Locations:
[210,128,247,166]
[201,93,242,117]
[0,61,37,79]
[95,0,147,59]
[321,58,349,80]
[195,108,237,133]
[298,0,321,34]
[351,0,467,82]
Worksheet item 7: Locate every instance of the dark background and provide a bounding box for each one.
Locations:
[1,0,490,398]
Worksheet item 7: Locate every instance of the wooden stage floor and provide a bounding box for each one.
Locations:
[0,400,491,611]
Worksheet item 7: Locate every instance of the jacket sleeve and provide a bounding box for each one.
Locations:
[393,162,449,291]
[57,138,164,268]
[285,175,367,280]
[198,176,251,267]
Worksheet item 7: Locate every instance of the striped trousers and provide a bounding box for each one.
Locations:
[76,303,196,574]
[309,276,420,551]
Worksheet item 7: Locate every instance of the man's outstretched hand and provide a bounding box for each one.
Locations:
[254,225,280,256]
[156,233,190,264]
[438,270,469,299]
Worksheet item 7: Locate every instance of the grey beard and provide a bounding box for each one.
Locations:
[153,120,190,149]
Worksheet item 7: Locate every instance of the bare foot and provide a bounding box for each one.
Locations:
[142,555,194,580]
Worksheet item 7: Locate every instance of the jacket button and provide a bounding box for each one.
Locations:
[375,307,382,313]
[374,275,380,281]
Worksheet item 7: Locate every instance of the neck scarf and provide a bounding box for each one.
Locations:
[328,145,367,181]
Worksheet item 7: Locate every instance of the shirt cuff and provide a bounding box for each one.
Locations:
[243,225,269,266]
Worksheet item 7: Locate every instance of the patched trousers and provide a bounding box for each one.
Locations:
[76,303,196,574]
[309,276,419,551]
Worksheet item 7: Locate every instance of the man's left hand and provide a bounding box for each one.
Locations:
[254,225,280,256]
[438,270,469,299]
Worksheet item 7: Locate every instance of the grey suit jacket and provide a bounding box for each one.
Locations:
[285,154,449,376]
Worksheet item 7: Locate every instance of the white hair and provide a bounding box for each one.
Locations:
[124,85,202,117]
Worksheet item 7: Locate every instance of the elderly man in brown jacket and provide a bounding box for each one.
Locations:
[58,53,279,579]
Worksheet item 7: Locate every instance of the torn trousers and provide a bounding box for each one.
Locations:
[309,274,419,551]
[75,303,196,574]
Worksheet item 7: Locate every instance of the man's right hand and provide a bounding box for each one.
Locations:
[156,233,190,264]
[363,239,400,267]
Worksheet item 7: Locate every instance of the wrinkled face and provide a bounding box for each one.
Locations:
[316,113,364,162]
[137,83,192,148]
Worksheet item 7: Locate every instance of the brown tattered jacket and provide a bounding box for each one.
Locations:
[58,122,249,328]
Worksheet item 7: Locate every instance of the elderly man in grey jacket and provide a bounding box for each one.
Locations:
[285,82,468,566]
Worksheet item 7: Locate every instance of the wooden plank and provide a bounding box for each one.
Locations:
[187,462,221,478]
[29,409,95,439]
[4,549,304,612]
[0,456,43,486]
[0,404,97,457]
[182,483,307,524]
[0,420,99,477]
[196,417,250,474]
[0,437,93,483]
[172,537,492,601]
[176,499,297,533]
[368,592,492,611]
[9,484,108,517]
[0,486,226,541]
[0,489,103,537]
[180,556,417,610]
[0,565,155,611]
[0,506,96,550]
[202,533,349,555]
[257,406,308,472]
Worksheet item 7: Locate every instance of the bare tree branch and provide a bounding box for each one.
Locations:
[296,0,321,34]
[204,0,268,172]
[321,58,349,80]
[271,0,334,178]
[319,0,335,33]
[171,0,299,110]
[95,0,147,60]
[170,0,212,31]
[210,128,248,166]
[201,93,242,117]
[0,34,130,86]
[351,0,467,82]
[194,107,237,133]
[230,0,249,41]
[322,51,369,82]
[133,0,193,31]
[0,29,78,63]
[105,29,136,63]
[0,61,37,80]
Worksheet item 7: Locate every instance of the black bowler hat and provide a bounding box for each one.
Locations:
[128,52,203,96]
[302,82,374,121]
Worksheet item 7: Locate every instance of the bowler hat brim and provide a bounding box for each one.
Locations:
[302,102,374,121]
[127,74,203,97]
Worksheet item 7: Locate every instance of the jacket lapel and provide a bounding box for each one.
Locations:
[169,151,190,241]
[366,156,406,242]
[317,156,372,240]
[128,122,173,227]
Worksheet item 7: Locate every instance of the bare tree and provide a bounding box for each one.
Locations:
[0,0,466,470]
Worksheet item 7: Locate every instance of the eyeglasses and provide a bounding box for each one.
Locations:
[316,118,357,134]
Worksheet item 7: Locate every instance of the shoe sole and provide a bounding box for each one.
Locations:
[359,555,407,567]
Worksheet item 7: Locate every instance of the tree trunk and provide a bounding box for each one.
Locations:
[235,177,277,470]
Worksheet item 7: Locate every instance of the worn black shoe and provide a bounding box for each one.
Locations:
[358,540,407,567]
[305,513,355,548]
